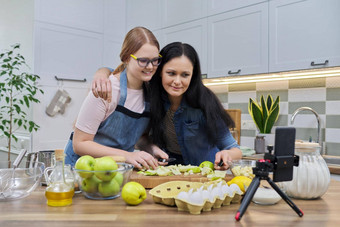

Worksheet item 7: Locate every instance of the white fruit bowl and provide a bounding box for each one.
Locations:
[0,161,45,201]
[74,163,133,200]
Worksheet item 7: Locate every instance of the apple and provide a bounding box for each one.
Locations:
[199,161,214,170]
[93,156,118,181]
[114,172,124,187]
[98,178,120,197]
[81,175,102,193]
[75,155,95,178]
[121,182,146,205]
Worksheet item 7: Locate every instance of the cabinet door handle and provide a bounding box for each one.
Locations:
[311,60,329,66]
[228,69,241,75]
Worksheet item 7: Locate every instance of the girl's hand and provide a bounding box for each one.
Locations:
[125,151,159,170]
[150,145,170,166]
[92,68,112,102]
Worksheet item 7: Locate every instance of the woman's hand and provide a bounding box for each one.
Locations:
[92,68,112,102]
[214,147,242,170]
[214,150,232,170]
[125,150,159,170]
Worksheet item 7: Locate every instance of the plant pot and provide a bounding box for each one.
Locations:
[255,133,275,154]
[254,135,265,154]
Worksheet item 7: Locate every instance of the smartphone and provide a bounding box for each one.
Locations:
[273,127,296,182]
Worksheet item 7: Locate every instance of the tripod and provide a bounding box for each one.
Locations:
[235,155,304,221]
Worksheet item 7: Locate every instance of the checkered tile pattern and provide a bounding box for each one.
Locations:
[213,76,340,156]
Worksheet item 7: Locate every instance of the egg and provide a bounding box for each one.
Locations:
[186,188,194,197]
[221,184,231,196]
[189,191,204,205]
[207,184,214,192]
[176,191,189,201]
[229,183,242,194]
[201,189,210,201]
[211,186,224,199]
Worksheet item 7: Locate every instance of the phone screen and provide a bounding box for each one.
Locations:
[273,127,296,182]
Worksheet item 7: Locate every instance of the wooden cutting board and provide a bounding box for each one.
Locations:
[129,171,233,189]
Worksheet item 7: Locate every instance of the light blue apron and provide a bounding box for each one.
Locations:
[64,69,150,166]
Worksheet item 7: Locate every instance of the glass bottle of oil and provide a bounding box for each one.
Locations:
[44,149,74,206]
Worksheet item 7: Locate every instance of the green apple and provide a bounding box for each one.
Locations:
[114,172,124,187]
[121,181,146,205]
[75,155,95,178]
[93,156,118,181]
[98,178,120,197]
[81,175,102,193]
[199,161,214,170]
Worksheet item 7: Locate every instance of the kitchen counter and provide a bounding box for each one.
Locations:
[1,180,340,227]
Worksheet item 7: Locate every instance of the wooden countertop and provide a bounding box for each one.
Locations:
[1,180,340,227]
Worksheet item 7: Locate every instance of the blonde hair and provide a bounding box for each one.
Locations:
[113,27,160,74]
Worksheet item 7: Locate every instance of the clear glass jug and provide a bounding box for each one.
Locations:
[44,164,75,187]
[44,149,74,206]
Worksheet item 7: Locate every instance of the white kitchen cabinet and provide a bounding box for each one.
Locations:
[32,0,126,152]
[269,0,340,72]
[34,22,103,84]
[126,0,162,31]
[34,0,104,33]
[208,2,268,78]
[161,19,208,74]
[208,0,266,15]
[162,0,208,27]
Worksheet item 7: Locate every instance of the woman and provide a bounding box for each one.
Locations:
[92,42,241,170]
[145,42,241,169]
[64,27,168,169]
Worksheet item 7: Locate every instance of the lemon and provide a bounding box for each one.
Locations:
[227,176,252,192]
[199,161,214,170]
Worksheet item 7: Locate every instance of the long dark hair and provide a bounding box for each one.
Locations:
[149,42,234,147]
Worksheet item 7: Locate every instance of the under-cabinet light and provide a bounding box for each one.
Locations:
[203,67,340,86]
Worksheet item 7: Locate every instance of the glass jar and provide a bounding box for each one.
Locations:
[280,141,330,199]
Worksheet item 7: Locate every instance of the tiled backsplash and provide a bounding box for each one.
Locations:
[210,76,340,156]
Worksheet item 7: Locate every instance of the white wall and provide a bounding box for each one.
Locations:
[0,0,34,69]
[0,0,35,153]
[32,0,126,152]
[1,0,126,153]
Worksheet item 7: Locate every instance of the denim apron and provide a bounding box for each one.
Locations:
[64,69,150,166]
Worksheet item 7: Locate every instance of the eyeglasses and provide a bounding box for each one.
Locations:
[130,54,162,67]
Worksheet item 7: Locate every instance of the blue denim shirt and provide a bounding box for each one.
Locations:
[163,99,239,166]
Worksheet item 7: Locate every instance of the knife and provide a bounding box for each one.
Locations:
[158,158,176,163]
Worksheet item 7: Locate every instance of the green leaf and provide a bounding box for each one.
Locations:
[23,95,29,107]
[264,104,280,133]
[267,95,273,111]
[260,95,268,123]
[13,104,21,114]
[272,96,280,110]
[251,101,264,132]
[3,58,11,63]
[248,98,254,115]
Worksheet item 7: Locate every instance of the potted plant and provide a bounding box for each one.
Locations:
[248,95,280,153]
[0,44,44,163]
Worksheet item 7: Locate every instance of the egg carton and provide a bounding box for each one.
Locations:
[175,181,243,214]
[149,180,243,214]
[149,181,204,206]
